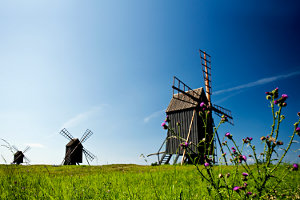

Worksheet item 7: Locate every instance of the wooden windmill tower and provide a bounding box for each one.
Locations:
[60,128,96,165]
[154,50,233,165]
[12,145,30,165]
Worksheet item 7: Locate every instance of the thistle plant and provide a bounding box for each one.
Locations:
[162,88,300,199]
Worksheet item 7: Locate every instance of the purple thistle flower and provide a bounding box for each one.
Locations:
[233,186,241,191]
[248,137,253,141]
[161,122,168,129]
[244,182,248,187]
[296,127,300,133]
[242,155,247,161]
[246,192,252,196]
[204,162,209,167]
[232,149,236,154]
[242,172,249,176]
[274,100,278,104]
[200,102,205,107]
[293,163,298,171]
[225,132,232,139]
[281,94,288,99]
[184,141,189,147]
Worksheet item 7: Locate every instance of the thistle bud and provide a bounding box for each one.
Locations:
[260,136,266,141]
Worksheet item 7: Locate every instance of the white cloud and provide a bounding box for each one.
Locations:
[25,143,45,148]
[144,109,165,123]
[60,105,105,129]
[214,70,300,95]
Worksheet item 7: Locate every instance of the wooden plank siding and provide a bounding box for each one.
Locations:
[165,87,214,156]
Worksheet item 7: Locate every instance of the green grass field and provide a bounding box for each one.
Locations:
[0,164,299,199]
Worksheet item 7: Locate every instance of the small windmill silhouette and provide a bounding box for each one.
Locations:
[12,145,31,165]
[60,128,96,165]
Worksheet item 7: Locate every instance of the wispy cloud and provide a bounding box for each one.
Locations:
[60,105,105,129]
[144,109,165,123]
[25,143,45,148]
[214,71,300,95]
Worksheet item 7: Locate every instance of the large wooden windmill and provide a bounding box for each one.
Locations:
[151,50,233,165]
[12,145,30,165]
[60,128,96,165]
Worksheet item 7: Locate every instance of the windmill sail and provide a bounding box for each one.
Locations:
[80,129,93,143]
[60,128,74,140]
[172,76,201,105]
[212,104,234,125]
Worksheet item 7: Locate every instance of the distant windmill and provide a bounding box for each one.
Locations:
[59,128,96,165]
[149,49,233,165]
[12,145,31,165]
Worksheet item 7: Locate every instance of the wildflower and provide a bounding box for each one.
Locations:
[161,122,168,129]
[164,115,170,122]
[282,94,288,99]
[298,112,300,117]
[176,121,180,126]
[233,186,241,192]
[244,182,248,187]
[180,142,189,148]
[200,102,205,107]
[225,132,232,139]
[226,173,230,178]
[246,192,252,196]
[218,174,223,178]
[222,153,226,157]
[266,95,271,100]
[292,163,298,171]
[296,127,300,133]
[242,155,247,161]
[260,136,266,141]
[204,162,209,167]
[248,154,252,157]
[276,140,283,145]
[248,137,253,141]
[281,102,287,107]
[222,141,227,146]
[221,115,228,123]
[242,172,249,176]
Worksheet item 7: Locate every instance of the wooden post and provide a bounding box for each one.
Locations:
[181,109,196,165]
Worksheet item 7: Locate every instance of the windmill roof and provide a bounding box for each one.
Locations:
[166,87,208,113]
[66,138,82,147]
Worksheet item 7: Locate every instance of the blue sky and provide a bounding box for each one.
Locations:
[0,1,299,165]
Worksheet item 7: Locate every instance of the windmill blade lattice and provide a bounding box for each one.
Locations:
[12,145,19,152]
[172,76,201,105]
[212,104,234,125]
[24,156,30,163]
[83,148,96,162]
[60,128,74,140]
[23,146,30,153]
[80,129,93,143]
[199,49,212,98]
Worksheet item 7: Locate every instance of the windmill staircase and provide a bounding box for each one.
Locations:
[159,153,172,164]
